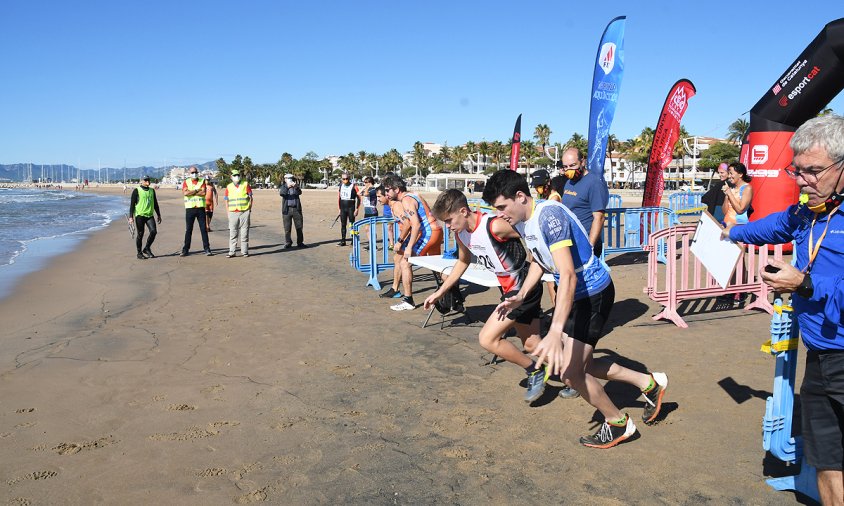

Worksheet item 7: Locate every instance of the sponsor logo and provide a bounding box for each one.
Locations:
[787,66,821,100]
[779,59,808,88]
[779,95,789,107]
[748,169,781,178]
[772,83,782,95]
[599,43,616,75]
[666,86,688,122]
[751,145,769,165]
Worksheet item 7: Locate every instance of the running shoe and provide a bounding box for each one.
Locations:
[579,414,636,449]
[390,297,415,311]
[379,288,402,299]
[558,386,581,399]
[142,248,155,258]
[524,368,546,403]
[641,372,668,424]
[136,252,146,260]
[226,253,235,258]
[205,249,213,256]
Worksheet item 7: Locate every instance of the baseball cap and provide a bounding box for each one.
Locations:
[530,169,550,187]
[141,175,150,181]
[284,173,294,179]
[231,170,240,176]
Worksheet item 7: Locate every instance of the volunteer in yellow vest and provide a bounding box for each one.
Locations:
[180,166,212,257]
[225,170,253,258]
[128,175,162,260]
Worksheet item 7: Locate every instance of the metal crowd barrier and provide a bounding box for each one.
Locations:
[669,191,706,218]
[349,216,399,290]
[643,224,783,328]
[602,206,676,263]
[761,300,819,501]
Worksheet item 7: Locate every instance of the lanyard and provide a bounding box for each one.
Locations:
[806,213,832,273]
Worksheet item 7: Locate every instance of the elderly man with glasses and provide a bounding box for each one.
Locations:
[723,114,844,504]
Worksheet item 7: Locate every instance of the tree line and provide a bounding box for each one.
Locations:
[211,117,763,187]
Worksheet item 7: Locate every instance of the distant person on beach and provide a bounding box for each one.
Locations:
[360,176,378,218]
[205,176,219,232]
[560,148,609,258]
[701,162,729,222]
[279,173,306,249]
[337,172,360,246]
[224,170,253,258]
[484,169,668,449]
[128,175,162,259]
[383,174,442,311]
[722,115,844,503]
[180,166,212,257]
[530,169,551,199]
[548,174,566,203]
[427,189,581,403]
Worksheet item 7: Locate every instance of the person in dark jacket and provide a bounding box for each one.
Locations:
[279,173,306,249]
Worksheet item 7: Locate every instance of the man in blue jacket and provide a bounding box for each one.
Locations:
[723,115,844,504]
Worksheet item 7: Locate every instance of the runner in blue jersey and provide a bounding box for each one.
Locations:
[483,169,668,449]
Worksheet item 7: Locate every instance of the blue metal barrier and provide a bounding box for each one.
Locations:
[762,299,819,501]
[602,206,675,263]
[607,194,622,209]
[669,191,705,217]
[349,216,399,290]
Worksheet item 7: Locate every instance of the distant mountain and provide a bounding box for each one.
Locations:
[0,161,218,182]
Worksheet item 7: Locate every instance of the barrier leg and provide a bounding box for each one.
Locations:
[766,463,819,502]
[366,227,381,290]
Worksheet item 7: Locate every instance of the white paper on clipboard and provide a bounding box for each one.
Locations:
[689,211,743,289]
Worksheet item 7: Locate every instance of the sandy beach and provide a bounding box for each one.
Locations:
[0,187,806,504]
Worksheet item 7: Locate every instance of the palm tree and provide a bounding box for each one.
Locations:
[564,133,588,155]
[521,140,536,173]
[381,148,403,175]
[726,118,749,144]
[534,124,552,149]
[478,141,490,172]
[490,140,504,169]
[412,141,427,180]
[451,145,468,173]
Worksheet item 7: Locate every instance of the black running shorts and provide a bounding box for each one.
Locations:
[800,349,844,470]
[502,284,543,325]
[563,281,615,347]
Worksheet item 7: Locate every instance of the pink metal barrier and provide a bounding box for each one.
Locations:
[644,225,784,328]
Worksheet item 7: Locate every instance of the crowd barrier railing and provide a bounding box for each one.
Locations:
[669,191,706,219]
[602,206,676,263]
[644,224,784,328]
[349,216,399,290]
[607,194,622,209]
[761,300,819,501]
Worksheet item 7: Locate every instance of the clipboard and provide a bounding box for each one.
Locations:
[689,211,742,289]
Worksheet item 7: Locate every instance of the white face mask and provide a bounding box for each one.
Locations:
[190,173,198,179]
[232,176,240,183]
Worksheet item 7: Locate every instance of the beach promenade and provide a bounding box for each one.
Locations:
[0,187,802,504]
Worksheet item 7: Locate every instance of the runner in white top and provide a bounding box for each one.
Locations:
[425,190,550,403]
[483,169,668,449]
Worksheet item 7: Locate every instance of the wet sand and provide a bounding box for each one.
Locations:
[0,187,804,504]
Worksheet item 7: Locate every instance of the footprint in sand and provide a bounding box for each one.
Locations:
[14,408,36,414]
[149,421,239,442]
[52,435,117,455]
[197,468,227,477]
[167,404,197,411]
[236,486,270,504]
[7,470,58,486]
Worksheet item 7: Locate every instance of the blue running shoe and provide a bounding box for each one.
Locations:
[524,368,546,403]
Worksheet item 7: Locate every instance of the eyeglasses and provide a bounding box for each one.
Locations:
[784,158,844,182]
[560,162,580,170]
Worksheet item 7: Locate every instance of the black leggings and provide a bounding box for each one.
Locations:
[134,215,157,252]
[339,203,356,241]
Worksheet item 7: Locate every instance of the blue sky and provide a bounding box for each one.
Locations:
[1,1,842,169]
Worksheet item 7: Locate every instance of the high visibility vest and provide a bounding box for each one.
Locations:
[184,179,206,208]
[226,183,250,212]
[135,187,155,217]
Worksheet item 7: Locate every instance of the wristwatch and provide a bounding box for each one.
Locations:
[796,273,814,299]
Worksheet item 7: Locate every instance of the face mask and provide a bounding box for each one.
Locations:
[232,176,240,183]
[191,173,198,179]
[564,169,578,179]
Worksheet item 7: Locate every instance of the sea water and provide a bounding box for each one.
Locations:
[0,188,125,299]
